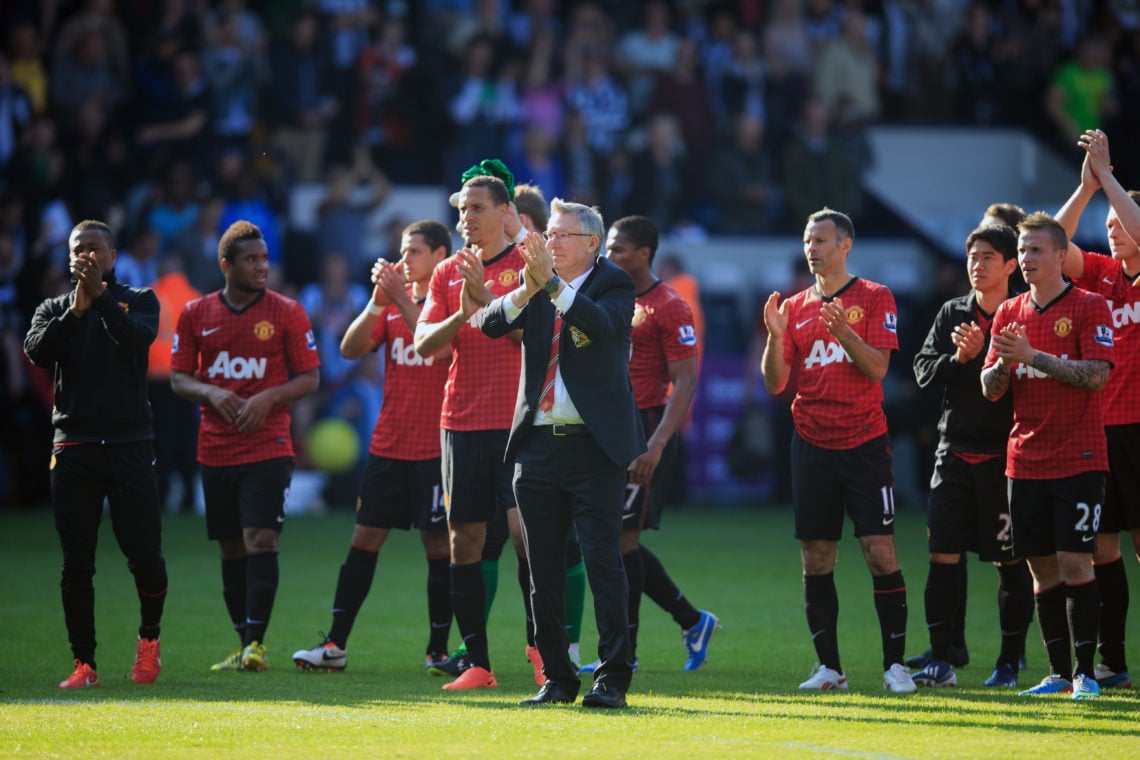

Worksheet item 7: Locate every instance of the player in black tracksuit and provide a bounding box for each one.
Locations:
[908,223,1035,687]
[24,220,168,688]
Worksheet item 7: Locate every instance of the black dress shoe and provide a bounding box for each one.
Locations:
[519,681,577,705]
[581,682,627,709]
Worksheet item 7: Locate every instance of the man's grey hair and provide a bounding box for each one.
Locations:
[550,198,604,241]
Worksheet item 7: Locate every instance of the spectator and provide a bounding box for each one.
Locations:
[145,160,199,246]
[297,250,371,401]
[168,195,225,295]
[7,22,48,115]
[947,3,1009,126]
[444,33,520,186]
[561,108,602,206]
[0,54,33,188]
[508,123,567,202]
[617,1,680,117]
[813,10,882,123]
[628,114,689,234]
[781,98,863,226]
[316,150,391,277]
[201,9,264,155]
[49,21,124,127]
[133,49,211,178]
[648,39,716,181]
[1045,33,1117,144]
[564,49,629,155]
[268,9,340,182]
[709,113,780,235]
[114,227,161,289]
[354,16,417,179]
[216,152,281,268]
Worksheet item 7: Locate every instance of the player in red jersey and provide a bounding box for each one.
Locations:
[1054,129,1140,689]
[576,215,717,675]
[171,220,320,672]
[761,208,915,693]
[982,212,1114,700]
[413,173,525,691]
[291,220,451,673]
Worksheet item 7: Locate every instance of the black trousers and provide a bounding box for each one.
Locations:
[50,441,166,662]
[512,425,633,694]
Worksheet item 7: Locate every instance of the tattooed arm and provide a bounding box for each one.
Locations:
[981,360,1012,400]
[1028,353,1110,390]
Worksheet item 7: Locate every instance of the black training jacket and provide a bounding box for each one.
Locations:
[24,272,159,443]
[912,291,1014,455]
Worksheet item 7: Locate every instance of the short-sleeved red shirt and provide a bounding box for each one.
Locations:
[368,295,448,460]
[781,278,898,450]
[171,290,320,467]
[630,281,699,409]
[418,246,524,431]
[983,285,1114,479]
[1074,249,1140,426]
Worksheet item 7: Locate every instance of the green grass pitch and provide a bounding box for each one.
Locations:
[2,504,1138,758]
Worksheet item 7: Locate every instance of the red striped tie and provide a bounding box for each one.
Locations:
[538,314,562,413]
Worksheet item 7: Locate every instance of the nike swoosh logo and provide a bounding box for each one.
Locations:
[430,513,446,523]
[1103,278,1115,285]
[276,515,285,523]
[811,629,826,640]
[449,279,464,286]
[1082,534,1095,543]
[387,313,401,320]
[323,651,341,661]
[795,318,813,329]
[889,632,906,639]
[1001,544,1014,552]
[882,517,894,526]
[202,327,221,336]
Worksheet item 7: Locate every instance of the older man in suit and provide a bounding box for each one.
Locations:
[480,198,645,708]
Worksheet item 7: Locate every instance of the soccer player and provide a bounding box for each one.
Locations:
[25,220,169,688]
[579,214,717,674]
[171,220,320,672]
[761,208,915,693]
[981,212,1114,700]
[1054,128,1140,690]
[910,223,1035,688]
[291,220,451,672]
[414,173,525,691]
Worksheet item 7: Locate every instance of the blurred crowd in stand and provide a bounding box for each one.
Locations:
[4,0,1140,507]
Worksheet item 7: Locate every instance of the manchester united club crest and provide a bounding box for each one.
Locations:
[254,320,275,341]
[1054,316,1073,338]
[498,269,518,288]
[569,325,592,348]
[632,303,648,327]
[846,305,865,324]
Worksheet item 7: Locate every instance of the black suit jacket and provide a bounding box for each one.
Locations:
[480,257,646,466]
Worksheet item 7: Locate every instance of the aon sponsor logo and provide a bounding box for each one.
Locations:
[390,336,436,366]
[1111,300,1140,328]
[207,351,267,379]
[803,340,851,369]
[1015,354,1068,380]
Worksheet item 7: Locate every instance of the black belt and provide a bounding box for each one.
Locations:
[540,423,587,436]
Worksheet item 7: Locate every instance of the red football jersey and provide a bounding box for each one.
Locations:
[630,281,699,409]
[418,247,524,431]
[780,278,899,450]
[1074,249,1140,425]
[171,290,320,466]
[983,285,1114,479]
[368,295,448,459]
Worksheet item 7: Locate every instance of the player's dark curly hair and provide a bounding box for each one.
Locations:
[72,219,115,249]
[218,220,264,263]
[611,215,659,263]
[966,223,1018,262]
[403,220,452,253]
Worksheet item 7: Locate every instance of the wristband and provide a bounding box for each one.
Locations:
[367,302,384,316]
